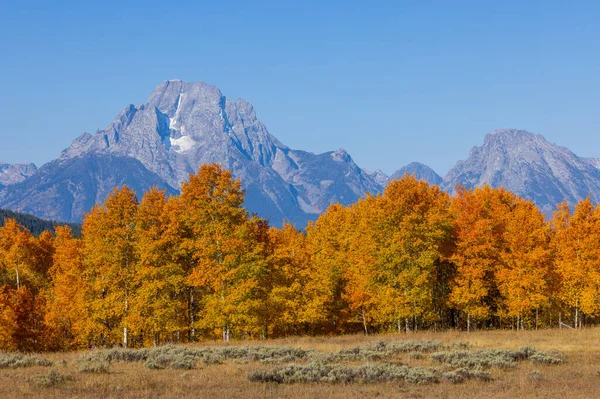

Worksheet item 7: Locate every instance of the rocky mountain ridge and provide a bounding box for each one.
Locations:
[0,163,37,186]
[441,129,600,215]
[0,81,598,225]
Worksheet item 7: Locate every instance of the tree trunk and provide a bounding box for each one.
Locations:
[189,288,196,341]
[559,312,562,329]
[521,317,524,331]
[223,325,230,342]
[467,313,471,332]
[361,309,368,335]
[15,263,20,290]
[123,295,129,348]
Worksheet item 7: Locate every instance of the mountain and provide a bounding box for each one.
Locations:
[390,162,442,186]
[2,82,597,226]
[442,129,600,215]
[0,80,383,227]
[0,154,178,223]
[0,163,37,186]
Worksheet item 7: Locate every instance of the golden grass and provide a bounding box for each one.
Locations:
[2,327,600,399]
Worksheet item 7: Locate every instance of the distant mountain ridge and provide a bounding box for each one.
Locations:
[0,80,598,225]
[390,162,443,186]
[441,129,600,215]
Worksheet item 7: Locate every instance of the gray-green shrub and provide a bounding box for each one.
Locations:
[29,370,72,388]
[248,362,439,384]
[79,344,310,370]
[442,367,491,383]
[77,361,110,374]
[530,350,565,365]
[431,347,563,369]
[0,352,52,369]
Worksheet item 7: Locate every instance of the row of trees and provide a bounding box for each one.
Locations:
[0,164,598,351]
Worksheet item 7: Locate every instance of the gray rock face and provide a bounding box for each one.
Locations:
[364,169,390,187]
[2,80,383,227]
[0,163,37,185]
[442,129,600,215]
[390,162,442,186]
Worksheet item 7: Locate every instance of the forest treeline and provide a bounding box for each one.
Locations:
[0,164,598,351]
[0,208,81,237]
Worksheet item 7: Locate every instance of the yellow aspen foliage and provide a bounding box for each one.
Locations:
[304,203,352,333]
[342,194,383,334]
[6,162,600,348]
[373,175,454,331]
[81,186,139,347]
[497,198,553,328]
[180,164,266,340]
[133,187,187,346]
[267,222,311,336]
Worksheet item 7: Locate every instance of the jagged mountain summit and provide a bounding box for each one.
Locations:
[0,163,37,186]
[442,129,600,215]
[0,80,383,226]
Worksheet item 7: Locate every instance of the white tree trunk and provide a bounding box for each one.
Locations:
[15,263,20,290]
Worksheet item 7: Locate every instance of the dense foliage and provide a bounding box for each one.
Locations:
[0,163,597,351]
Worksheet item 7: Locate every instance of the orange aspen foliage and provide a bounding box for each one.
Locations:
[552,198,600,327]
[449,185,515,330]
[44,226,88,350]
[0,219,48,292]
[0,286,18,350]
[0,285,46,351]
[342,195,381,335]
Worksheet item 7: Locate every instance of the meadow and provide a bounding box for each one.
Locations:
[1,327,599,399]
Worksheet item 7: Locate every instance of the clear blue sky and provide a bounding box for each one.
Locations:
[1,0,599,176]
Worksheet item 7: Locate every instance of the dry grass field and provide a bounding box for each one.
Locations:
[1,328,600,399]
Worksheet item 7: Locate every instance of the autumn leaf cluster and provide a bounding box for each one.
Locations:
[0,164,597,351]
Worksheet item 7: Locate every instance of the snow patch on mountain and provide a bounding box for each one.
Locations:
[170,135,196,153]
